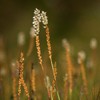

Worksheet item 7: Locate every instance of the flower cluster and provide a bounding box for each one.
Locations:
[32,8,41,35]
[41,11,48,27]
[32,8,48,35]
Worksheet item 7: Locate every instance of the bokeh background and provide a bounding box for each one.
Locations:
[0,0,100,99]
[1,0,100,40]
[0,0,100,66]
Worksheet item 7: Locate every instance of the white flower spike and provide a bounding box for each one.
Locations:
[32,8,48,35]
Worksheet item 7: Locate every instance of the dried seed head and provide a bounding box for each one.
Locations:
[41,11,48,27]
[32,8,48,34]
[62,39,70,51]
[78,51,86,64]
[32,8,41,35]
[18,32,25,46]
[34,8,41,22]
[34,8,40,15]
[32,16,40,35]
[90,38,97,49]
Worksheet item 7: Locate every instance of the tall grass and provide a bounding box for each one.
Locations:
[0,8,100,100]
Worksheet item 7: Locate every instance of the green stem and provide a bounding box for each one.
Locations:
[50,57,54,71]
[51,92,53,100]
[57,91,61,100]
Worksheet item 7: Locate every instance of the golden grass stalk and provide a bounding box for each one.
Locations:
[18,52,30,99]
[45,25,54,90]
[66,49,73,97]
[35,34,53,99]
[21,79,30,99]
[51,63,60,100]
[80,62,88,97]
[45,26,60,100]
[64,74,68,100]
[90,38,98,80]
[33,9,60,99]
[78,52,88,97]
[45,25,54,72]
[45,25,52,60]
[52,62,57,94]
[35,35,44,74]
[44,76,52,99]
[63,39,73,98]
[45,25,55,76]
[62,39,73,98]
[30,63,37,100]
[31,63,36,93]
[17,61,22,98]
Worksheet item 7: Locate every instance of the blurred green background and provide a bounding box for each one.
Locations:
[0,0,100,62]
[1,0,100,39]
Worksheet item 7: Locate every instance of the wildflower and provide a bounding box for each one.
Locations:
[34,8,41,22]
[32,8,41,35]
[41,11,48,27]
